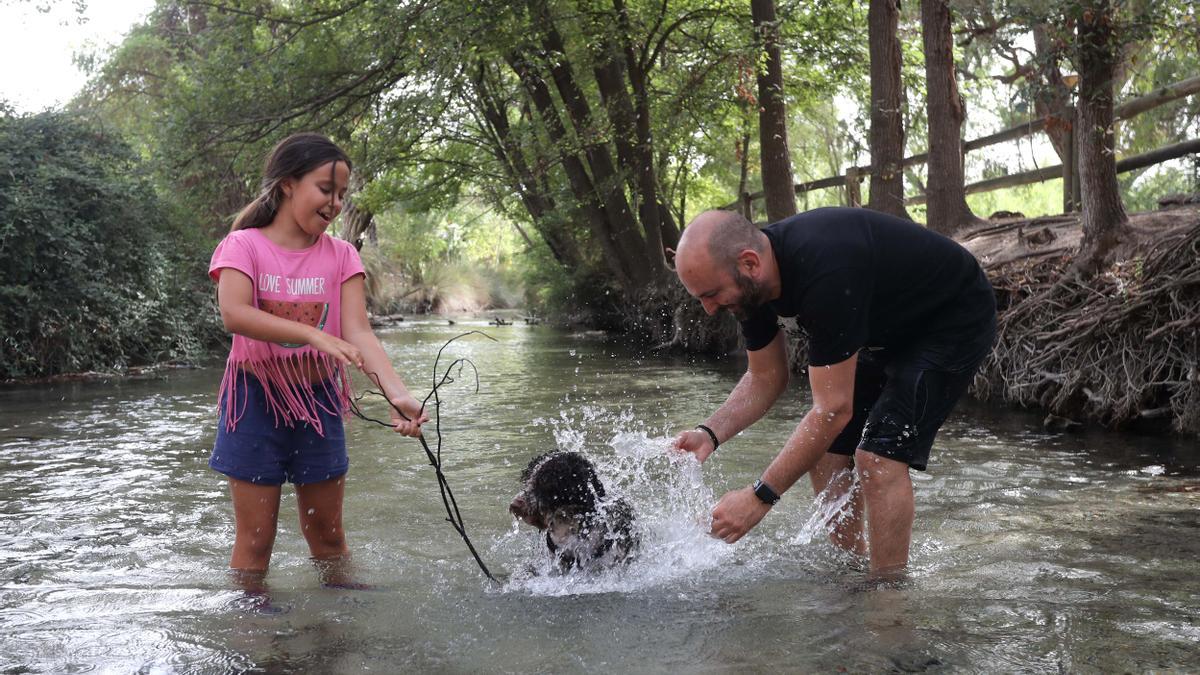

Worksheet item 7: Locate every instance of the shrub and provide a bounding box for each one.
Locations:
[0,110,222,378]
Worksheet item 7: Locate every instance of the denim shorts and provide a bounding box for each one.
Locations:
[828,317,996,471]
[210,375,348,486]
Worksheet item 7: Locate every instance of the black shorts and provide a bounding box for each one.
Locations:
[827,319,996,471]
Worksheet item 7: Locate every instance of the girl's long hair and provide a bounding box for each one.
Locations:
[230,132,353,232]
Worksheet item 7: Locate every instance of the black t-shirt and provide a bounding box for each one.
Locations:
[740,207,995,366]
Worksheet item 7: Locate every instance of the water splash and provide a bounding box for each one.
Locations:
[497,408,731,595]
[792,469,861,547]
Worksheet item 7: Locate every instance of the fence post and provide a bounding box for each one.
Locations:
[845,167,862,207]
[1071,107,1082,210]
[1063,118,1076,213]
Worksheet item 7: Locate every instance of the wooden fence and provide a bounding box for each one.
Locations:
[722,74,1200,217]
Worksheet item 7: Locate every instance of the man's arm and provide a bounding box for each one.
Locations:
[709,352,858,543]
[675,330,790,462]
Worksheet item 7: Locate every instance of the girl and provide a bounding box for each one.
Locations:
[208,132,427,587]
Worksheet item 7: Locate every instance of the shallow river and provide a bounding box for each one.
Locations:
[1,317,1198,673]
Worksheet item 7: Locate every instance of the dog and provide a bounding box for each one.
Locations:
[508,451,638,572]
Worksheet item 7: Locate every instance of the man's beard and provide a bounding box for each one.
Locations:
[728,270,770,320]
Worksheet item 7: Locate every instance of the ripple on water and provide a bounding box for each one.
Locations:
[2,332,1198,672]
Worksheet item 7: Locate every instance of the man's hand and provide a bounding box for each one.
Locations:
[710,486,772,543]
[388,395,428,437]
[673,429,717,463]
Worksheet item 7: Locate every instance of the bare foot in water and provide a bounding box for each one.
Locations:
[313,555,375,590]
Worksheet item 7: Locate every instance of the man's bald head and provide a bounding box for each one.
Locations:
[674,210,777,318]
[676,210,765,274]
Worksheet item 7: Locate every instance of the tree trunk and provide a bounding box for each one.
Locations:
[473,64,582,268]
[341,173,375,250]
[588,23,669,280]
[737,121,752,217]
[751,0,797,223]
[530,1,654,286]
[612,0,680,254]
[340,203,373,250]
[920,0,981,235]
[506,51,639,291]
[1032,24,1074,163]
[867,0,910,220]
[1071,0,1131,279]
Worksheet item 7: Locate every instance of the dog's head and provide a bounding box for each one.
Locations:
[509,451,606,530]
[510,450,639,572]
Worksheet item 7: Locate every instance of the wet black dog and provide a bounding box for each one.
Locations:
[509,451,638,572]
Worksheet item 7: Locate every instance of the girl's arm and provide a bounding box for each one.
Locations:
[340,273,428,436]
[217,268,363,368]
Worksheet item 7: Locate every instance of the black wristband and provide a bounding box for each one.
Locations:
[695,424,720,451]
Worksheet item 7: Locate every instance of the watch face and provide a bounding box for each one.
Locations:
[753,479,779,505]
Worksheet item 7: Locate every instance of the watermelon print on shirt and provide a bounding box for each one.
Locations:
[209,228,365,435]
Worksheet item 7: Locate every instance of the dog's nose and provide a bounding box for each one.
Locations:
[509,494,527,516]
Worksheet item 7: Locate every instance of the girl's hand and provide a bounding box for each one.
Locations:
[389,395,428,437]
[308,331,364,370]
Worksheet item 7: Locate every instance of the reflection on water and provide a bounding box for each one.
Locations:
[1,315,1198,672]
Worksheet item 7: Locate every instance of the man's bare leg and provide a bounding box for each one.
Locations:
[809,453,867,556]
[854,449,914,580]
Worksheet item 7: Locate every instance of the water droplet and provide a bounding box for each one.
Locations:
[307,508,316,515]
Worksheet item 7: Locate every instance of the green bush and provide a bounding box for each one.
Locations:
[0,110,223,379]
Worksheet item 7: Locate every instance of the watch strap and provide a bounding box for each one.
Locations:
[752,478,780,506]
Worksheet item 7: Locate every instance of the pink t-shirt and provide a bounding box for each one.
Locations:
[209,227,365,433]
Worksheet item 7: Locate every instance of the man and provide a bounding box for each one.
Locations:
[672,207,996,578]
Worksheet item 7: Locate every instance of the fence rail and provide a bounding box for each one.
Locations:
[905,137,1200,206]
[721,74,1200,214]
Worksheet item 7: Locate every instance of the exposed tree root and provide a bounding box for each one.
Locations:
[632,283,742,354]
[975,217,1200,435]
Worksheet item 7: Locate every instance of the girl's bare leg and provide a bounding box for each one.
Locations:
[296,475,360,587]
[229,478,282,572]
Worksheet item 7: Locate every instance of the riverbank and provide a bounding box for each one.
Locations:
[966,204,1200,436]
[8,206,1197,438]
[0,361,212,386]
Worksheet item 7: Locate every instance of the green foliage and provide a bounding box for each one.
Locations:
[68,0,1199,336]
[966,181,1065,219]
[1121,164,1195,212]
[0,110,222,379]
[357,199,527,314]
[517,242,624,327]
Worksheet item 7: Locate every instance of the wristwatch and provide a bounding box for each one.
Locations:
[752,478,780,506]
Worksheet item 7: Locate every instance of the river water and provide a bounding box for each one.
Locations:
[1,317,1197,673]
